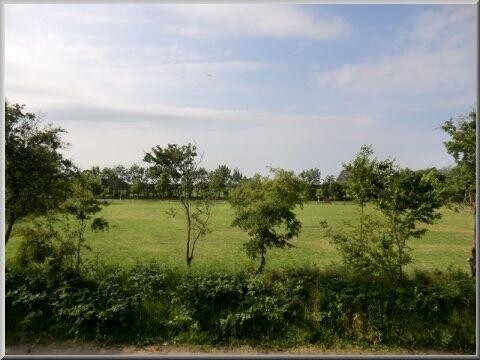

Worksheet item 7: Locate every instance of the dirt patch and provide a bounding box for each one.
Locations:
[5,342,468,355]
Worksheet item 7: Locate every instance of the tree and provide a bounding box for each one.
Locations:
[229,168,306,273]
[194,167,210,198]
[144,143,213,267]
[343,145,382,212]
[61,175,109,271]
[131,179,145,198]
[128,164,146,198]
[341,145,395,240]
[319,175,336,202]
[230,168,245,189]
[209,164,231,199]
[322,147,443,281]
[5,101,76,244]
[99,166,129,198]
[80,169,104,197]
[442,110,476,276]
[299,168,321,200]
[375,168,443,279]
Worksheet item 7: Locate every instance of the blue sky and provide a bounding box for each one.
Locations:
[5,4,477,177]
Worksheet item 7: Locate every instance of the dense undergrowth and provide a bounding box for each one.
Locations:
[6,263,476,353]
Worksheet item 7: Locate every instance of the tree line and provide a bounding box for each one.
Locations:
[5,100,477,277]
[75,154,457,206]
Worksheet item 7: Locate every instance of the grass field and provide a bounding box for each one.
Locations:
[6,200,474,273]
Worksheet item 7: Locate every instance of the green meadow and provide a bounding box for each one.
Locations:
[6,200,474,273]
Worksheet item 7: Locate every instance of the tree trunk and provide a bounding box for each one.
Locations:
[255,250,266,274]
[76,241,82,271]
[468,245,475,277]
[469,205,476,277]
[5,220,15,244]
[185,219,192,267]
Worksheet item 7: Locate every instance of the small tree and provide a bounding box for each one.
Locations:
[144,143,213,267]
[229,168,306,273]
[442,110,476,277]
[323,146,443,281]
[61,176,109,271]
[343,145,382,212]
[342,145,395,241]
[376,169,443,279]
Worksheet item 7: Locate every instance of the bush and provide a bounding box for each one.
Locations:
[6,264,475,352]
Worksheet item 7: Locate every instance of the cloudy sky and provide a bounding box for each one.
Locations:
[5,4,477,176]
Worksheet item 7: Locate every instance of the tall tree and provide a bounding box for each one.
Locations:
[209,164,231,199]
[319,175,336,202]
[299,168,322,200]
[144,143,213,266]
[442,110,476,277]
[5,101,76,243]
[230,168,245,188]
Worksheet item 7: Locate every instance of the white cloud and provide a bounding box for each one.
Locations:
[156,4,350,40]
[317,6,476,104]
[5,27,271,109]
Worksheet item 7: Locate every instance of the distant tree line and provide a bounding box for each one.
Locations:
[82,162,245,200]
[82,160,456,205]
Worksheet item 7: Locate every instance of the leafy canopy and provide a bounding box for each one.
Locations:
[5,101,76,243]
[323,146,443,280]
[229,168,306,273]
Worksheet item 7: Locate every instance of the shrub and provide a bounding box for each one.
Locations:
[6,264,475,352]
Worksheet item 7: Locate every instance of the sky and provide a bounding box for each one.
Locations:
[5,4,477,177]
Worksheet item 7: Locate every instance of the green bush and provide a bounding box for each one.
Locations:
[6,264,475,352]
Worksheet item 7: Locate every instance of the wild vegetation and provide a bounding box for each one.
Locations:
[4,100,477,353]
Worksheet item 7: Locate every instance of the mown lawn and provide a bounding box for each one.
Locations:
[6,200,474,273]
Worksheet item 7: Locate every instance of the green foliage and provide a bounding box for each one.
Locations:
[442,110,476,178]
[299,168,321,200]
[317,175,347,202]
[5,101,76,243]
[6,265,142,342]
[441,110,476,209]
[321,215,398,278]
[230,168,245,188]
[6,264,475,351]
[343,145,395,208]
[14,175,109,271]
[209,164,231,199]
[324,147,443,280]
[377,169,443,238]
[441,109,476,276]
[144,143,214,267]
[60,177,109,270]
[15,213,64,267]
[144,143,198,198]
[229,168,306,273]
